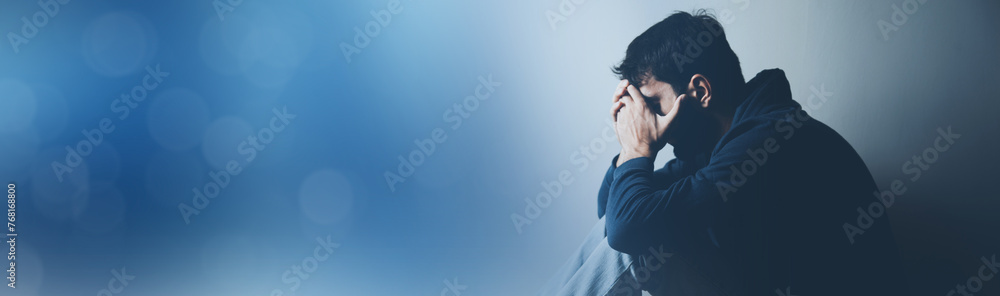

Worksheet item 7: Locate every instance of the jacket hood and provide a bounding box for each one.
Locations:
[732,69,801,125]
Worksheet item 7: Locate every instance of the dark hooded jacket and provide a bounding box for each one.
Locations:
[597,69,907,295]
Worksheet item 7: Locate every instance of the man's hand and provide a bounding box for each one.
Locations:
[610,80,629,166]
[611,80,686,167]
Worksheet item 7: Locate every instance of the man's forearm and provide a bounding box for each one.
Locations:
[597,155,619,219]
[605,156,662,254]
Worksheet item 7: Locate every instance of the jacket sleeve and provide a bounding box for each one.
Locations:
[597,154,705,219]
[603,131,762,255]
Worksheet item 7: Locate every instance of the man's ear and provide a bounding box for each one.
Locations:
[686,74,713,109]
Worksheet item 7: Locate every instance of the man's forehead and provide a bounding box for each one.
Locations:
[637,77,670,96]
[632,75,654,87]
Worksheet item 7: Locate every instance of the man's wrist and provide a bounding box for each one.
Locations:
[618,148,654,166]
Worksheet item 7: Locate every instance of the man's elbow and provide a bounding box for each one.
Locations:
[605,217,641,255]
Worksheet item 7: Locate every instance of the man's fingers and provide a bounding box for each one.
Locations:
[610,101,625,121]
[619,94,634,106]
[667,94,685,116]
[658,94,686,132]
[625,85,647,110]
[613,80,629,103]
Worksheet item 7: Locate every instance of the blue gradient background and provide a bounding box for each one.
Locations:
[1,0,998,295]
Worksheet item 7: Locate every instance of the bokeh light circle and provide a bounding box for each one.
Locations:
[0,79,38,132]
[201,116,254,170]
[82,11,158,77]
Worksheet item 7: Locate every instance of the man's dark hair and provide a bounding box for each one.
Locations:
[613,10,746,111]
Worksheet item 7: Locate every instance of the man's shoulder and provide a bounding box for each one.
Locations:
[713,107,873,180]
[721,107,856,152]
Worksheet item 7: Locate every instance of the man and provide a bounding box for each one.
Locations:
[539,11,907,296]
